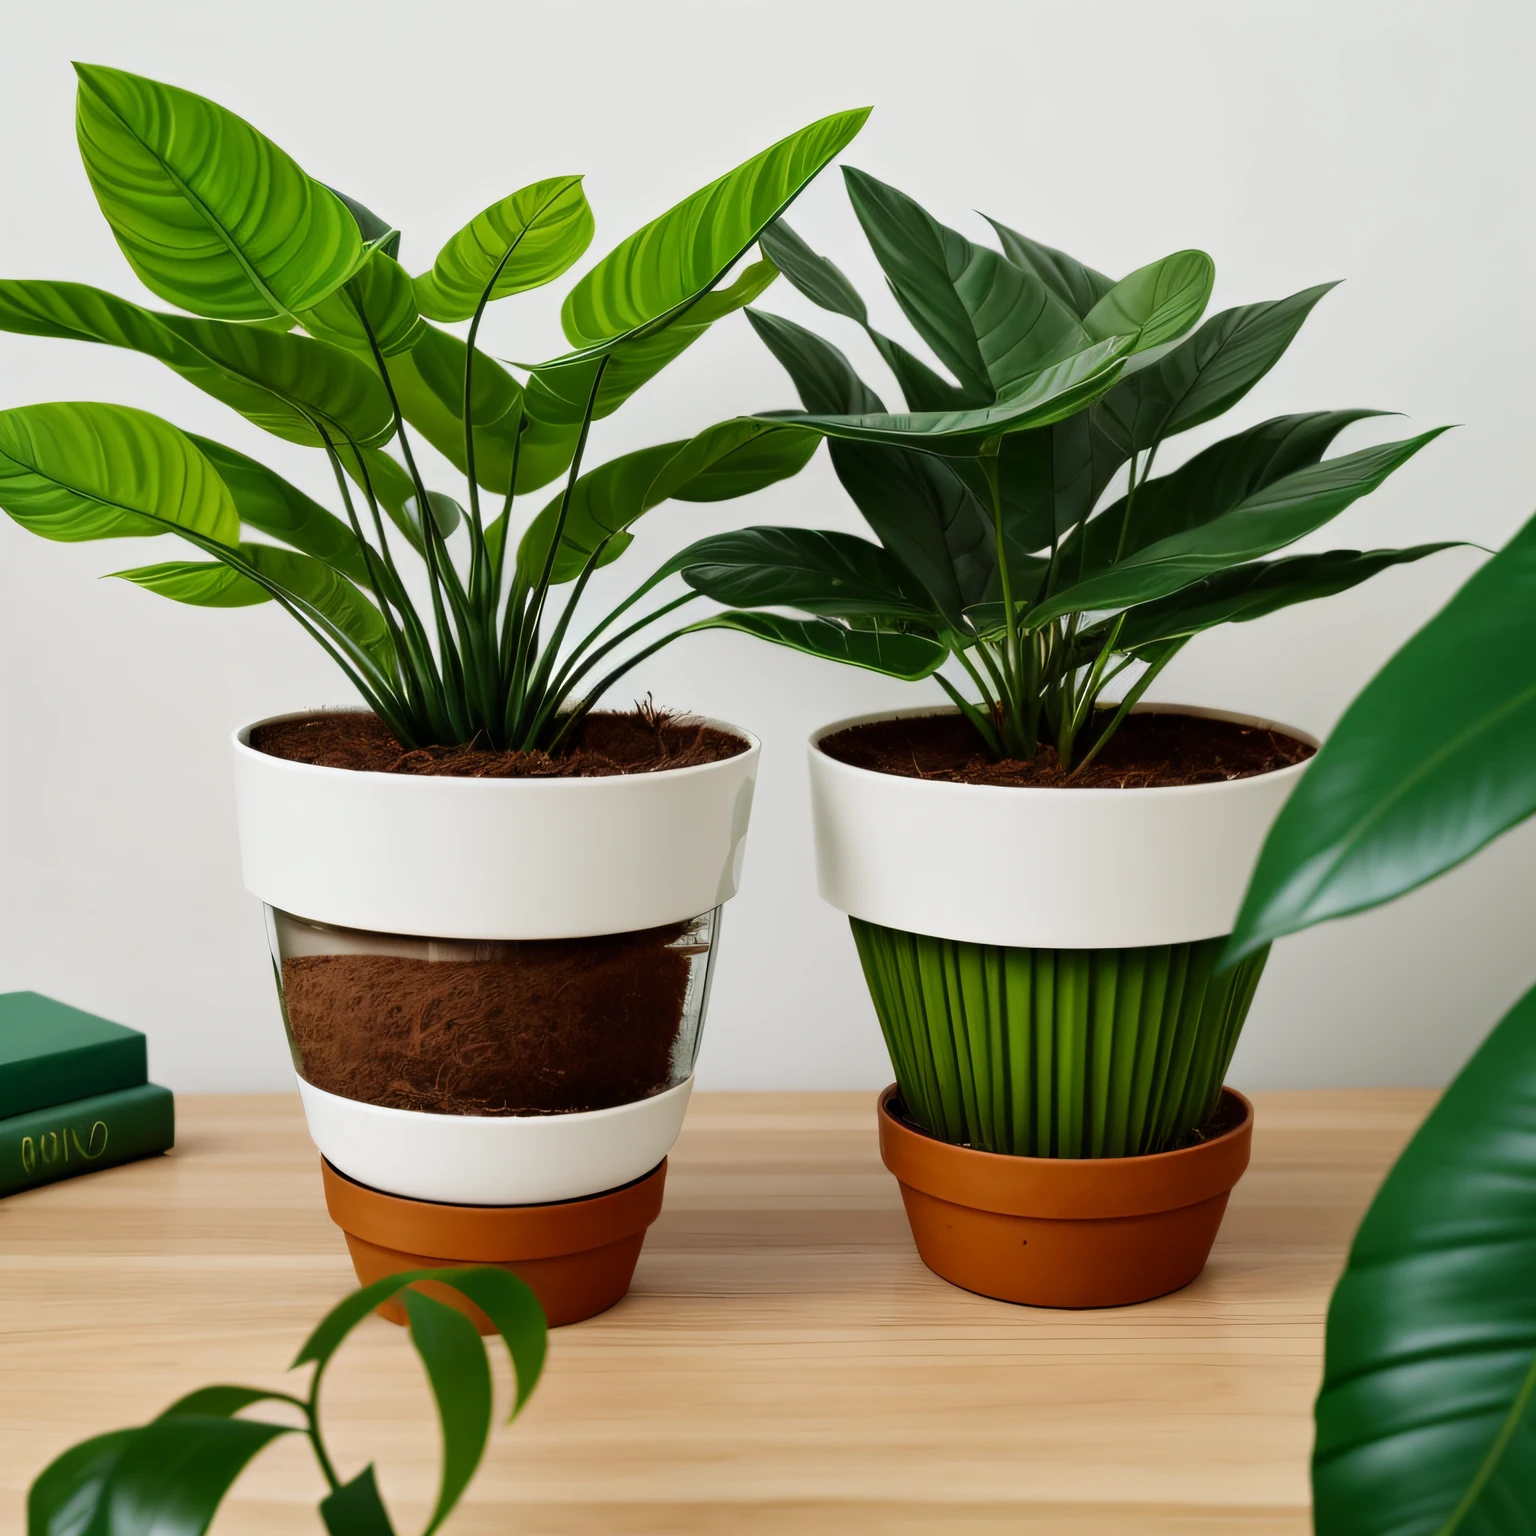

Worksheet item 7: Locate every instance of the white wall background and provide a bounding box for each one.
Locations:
[1,0,1533,1097]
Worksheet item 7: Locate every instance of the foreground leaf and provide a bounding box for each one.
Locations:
[320,1465,397,1536]
[74,63,361,320]
[1312,981,1536,1534]
[27,1430,135,1536]
[416,176,593,321]
[1082,249,1214,355]
[0,402,238,545]
[561,106,869,348]
[1225,509,1536,963]
[404,1291,492,1536]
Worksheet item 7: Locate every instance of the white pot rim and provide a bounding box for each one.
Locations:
[235,706,761,790]
[808,702,1319,800]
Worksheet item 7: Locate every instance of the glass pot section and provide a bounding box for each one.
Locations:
[266,906,721,1117]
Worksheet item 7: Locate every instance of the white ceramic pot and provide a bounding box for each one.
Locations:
[297,1076,694,1204]
[232,709,759,1205]
[808,704,1315,949]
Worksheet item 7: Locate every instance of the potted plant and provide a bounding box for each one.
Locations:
[1223,509,1536,1529]
[667,170,1453,1307]
[0,64,870,1323]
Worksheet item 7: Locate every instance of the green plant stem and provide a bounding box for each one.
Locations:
[1072,640,1186,776]
[977,445,1029,755]
[935,672,1002,755]
[510,539,613,746]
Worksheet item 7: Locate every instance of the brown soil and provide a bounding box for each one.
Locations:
[281,925,696,1116]
[819,711,1313,789]
[251,709,748,778]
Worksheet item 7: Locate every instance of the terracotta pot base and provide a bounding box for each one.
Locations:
[878,1085,1253,1308]
[320,1156,667,1329]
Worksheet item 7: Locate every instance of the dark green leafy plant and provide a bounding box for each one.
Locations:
[668,173,1451,768]
[0,65,872,750]
[28,1267,546,1536]
[1220,508,1536,1530]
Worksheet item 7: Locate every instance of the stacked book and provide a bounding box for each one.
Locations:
[1,991,174,1198]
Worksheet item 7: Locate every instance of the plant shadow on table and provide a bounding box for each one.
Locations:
[27,1267,546,1536]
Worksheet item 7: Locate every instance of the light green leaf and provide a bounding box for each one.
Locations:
[416,176,593,322]
[1083,249,1215,355]
[300,247,423,357]
[0,402,237,544]
[1225,508,1536,963]
[690,609,947,679]
[73,63,361,320]
[561,107,869,348]
[109,557,268,607]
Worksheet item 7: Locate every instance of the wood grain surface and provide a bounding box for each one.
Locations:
[0,1088,1431,1534]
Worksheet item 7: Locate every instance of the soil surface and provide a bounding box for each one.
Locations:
[251,709,748,778]
[819,711,1312,789]
[281,924,696,1115]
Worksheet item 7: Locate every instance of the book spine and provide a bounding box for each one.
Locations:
[0,1084,174,1197]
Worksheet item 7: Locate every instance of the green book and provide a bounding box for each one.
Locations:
[0,1083,174,1198]
[0,991,147,1119]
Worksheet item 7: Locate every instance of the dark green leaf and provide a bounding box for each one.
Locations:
[300,248,422,357]
[156,1386,295,1420]
[1101,545,1461,652]
[416,176,593,321]
[1083,250,1214,354]
[677,525,941,620]
[745,307,884,416]
[643,419,818,506]
[758,218,866,321]
[404,1290,493,1536]
[325,185,397,255]
[320,1465,398,1536]
[0,402,238,545]
[74,64,361,321]
[561,107,869,348]
[690,609,947,679]
[1066,410,1388,574]
[844,168,1091,396]
[766,336,1129,455]
[188,434,373,582]
[27,1429,135,1536]
[981,215,1116,318]
[427,1266,547,1418]
[1028,429,1447,625]
[1311,981,1536,1534]
[89,1413,292,1536]
[1091,283,1339,469]
[1225,509,1536,963]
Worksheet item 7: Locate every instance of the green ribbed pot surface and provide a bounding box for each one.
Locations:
[851,918,1269,1158]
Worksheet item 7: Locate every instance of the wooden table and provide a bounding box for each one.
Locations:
[0,1090,1429,1534]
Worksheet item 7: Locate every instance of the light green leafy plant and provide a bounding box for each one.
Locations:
[667,172,1451,769]
[28,1267,546,1536]
[0,65,868,750]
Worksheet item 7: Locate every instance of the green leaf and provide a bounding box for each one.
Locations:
[0,279,394,449]
[73,63,361,321]
[1311,981,1536,1535]
[424,1266,547,1418]
[156,1386,295,1420]
[515,440,681,585]
[1101,545,1462,652]
[1092,283,1339,467]
[90,1413,293,1536]
[1083,249,1214,354]
[109,557,269,607]
[0,402,238,544]
[690,609,947,679]
[561,106,869,348]
[300,248,423,357]
[416,176,593,321]
[1028,429,1448,626]
[404,1290,493,1536]
[981,215,1116,318]
[320,1465,398,1536]
[763,335,1130,455]
[643,418,818,506]
[188,434,373,582]
[844,168,1092,396]
[27,1429,135,1536]
[745,306,884,416]
[677,525,940,621]
[1065,410,1388,574]
[518,260,779,493]
[758,218,867,322]
[1224,509,1536,964]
